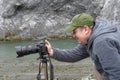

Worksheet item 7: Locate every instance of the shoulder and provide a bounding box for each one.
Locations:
[93,33,120,48]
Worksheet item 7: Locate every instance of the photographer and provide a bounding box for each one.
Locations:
[45,13,120,80]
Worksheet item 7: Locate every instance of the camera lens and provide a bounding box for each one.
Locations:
[15,40,48,58]
[16,45,38,58]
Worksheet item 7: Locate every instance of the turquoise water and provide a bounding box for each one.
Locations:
[0,39,77,60]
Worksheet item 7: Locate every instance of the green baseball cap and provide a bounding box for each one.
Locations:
[64,13,94,32]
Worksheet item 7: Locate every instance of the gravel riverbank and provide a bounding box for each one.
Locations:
[0,57,93,80]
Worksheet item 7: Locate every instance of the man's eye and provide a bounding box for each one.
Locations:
[73,31,75,34]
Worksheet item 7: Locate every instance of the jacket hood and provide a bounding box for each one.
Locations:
[87,20,118,50]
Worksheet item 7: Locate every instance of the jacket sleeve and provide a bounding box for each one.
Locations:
[52,44,89,62]
[94,38,120,80]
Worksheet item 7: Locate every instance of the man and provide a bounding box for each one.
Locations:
[45,13,120,80]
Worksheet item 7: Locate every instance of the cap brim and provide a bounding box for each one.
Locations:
[64,25,76,32]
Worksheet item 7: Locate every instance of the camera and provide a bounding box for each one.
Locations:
[15,40,48,58]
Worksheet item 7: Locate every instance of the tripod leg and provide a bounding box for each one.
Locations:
[49,62,54,80]
[37,60,43,80]
[44,61,54,80]
[44,62,49,80]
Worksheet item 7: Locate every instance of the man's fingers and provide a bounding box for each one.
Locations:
[45,40,50,45]
[45,39,53,56]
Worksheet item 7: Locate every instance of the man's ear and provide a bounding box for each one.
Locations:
[83,25,90,34]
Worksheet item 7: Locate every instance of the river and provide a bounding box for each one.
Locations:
[0,39,93,80]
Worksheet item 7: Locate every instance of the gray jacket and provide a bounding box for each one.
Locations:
[52,20,120,80]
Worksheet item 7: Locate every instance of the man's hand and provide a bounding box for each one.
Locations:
[45,40,53,56]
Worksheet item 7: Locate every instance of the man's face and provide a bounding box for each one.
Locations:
[72,26,92,45]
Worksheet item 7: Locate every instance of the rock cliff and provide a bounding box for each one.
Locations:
[0,0,119,39]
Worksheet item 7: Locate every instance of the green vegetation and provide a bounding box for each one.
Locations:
[0,37,32,42]
[0,31,72,42]
[0,31,32,42]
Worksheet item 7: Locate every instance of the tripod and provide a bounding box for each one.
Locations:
[37,54,54,80]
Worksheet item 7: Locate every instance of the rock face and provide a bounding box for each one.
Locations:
[99,0,120,30]
[0,0,119,39]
